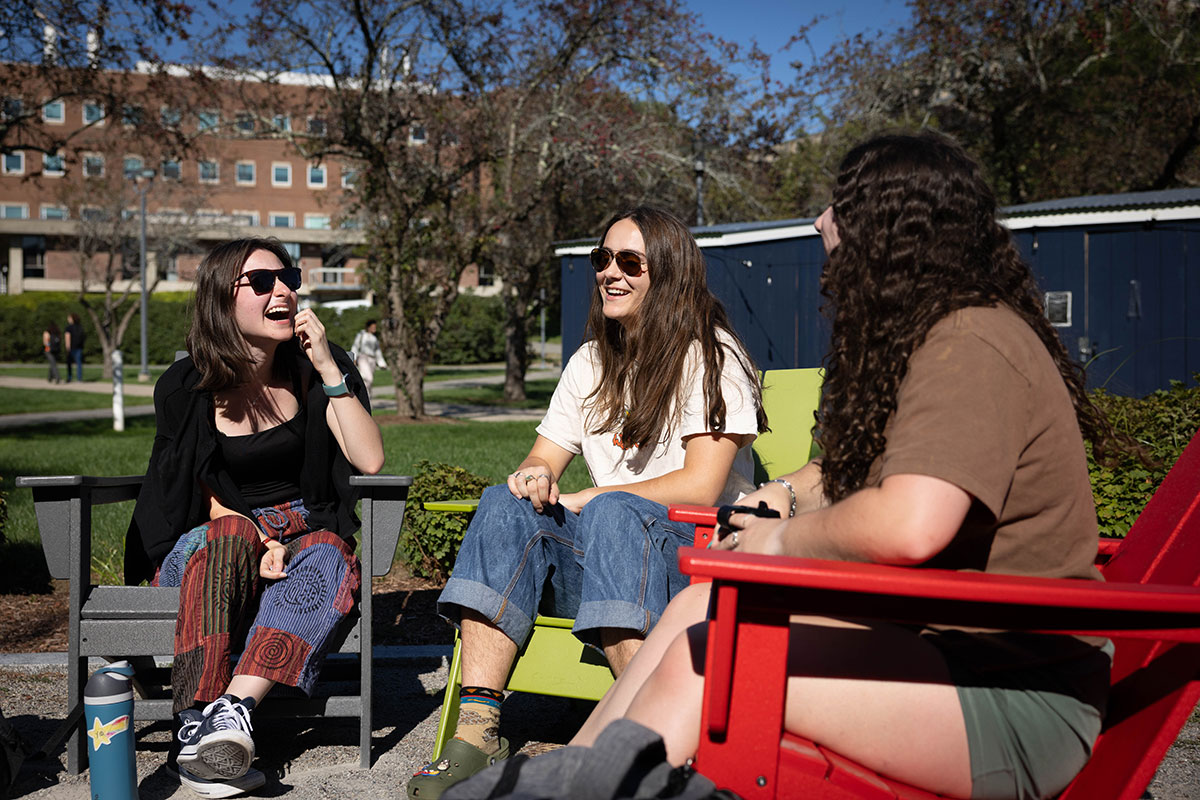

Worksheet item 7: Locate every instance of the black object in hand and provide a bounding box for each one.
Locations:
[716,501,781,534]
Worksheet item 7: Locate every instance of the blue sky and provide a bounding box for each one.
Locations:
[688,0,910,80]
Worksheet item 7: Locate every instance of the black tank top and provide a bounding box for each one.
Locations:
[217,405,307,508]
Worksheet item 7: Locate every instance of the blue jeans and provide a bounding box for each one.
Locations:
[68,348,83,382]
[438,485,697,649]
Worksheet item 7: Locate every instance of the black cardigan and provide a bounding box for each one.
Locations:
[124,342,369,585]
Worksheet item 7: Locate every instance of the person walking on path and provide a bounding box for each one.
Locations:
[64,313,85,383]
[350,319,387,393]
[407,206,767,799]
[42,322,62,384]
[125,237,385,798]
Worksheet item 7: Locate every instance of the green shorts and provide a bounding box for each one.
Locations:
[924,631,1113,800]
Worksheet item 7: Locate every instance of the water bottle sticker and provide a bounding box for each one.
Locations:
[87,715,130,751]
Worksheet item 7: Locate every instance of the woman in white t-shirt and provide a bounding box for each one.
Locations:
[409,205,766,799]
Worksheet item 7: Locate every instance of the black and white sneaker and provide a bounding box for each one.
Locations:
[176,695,256,781]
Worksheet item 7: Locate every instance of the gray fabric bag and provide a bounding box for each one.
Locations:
[444,719,738,800]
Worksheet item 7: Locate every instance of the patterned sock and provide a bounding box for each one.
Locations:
[453,686,503,755]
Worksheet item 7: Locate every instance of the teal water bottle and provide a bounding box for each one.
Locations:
[83,660,138,799]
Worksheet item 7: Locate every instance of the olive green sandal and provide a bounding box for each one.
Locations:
[407,737,510,799]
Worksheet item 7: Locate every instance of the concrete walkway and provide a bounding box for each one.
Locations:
[0,365,560,429]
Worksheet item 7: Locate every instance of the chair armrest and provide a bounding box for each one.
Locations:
[16,475,144,581]
[351,474,413,578]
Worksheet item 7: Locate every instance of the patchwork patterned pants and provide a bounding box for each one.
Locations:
[157,500,361,713]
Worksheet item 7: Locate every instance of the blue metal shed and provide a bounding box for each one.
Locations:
[556,188,1200,397]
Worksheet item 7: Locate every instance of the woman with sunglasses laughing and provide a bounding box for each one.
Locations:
[409,206,766,799]
[125,237,384,797]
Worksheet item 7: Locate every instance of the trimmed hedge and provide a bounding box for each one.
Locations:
[1088,377,1200,538]
[399,460,491,581]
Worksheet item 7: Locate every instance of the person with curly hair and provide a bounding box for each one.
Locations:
[563,132,1128,800]
[408,206,766,799]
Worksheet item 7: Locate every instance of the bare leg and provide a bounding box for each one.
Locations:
[600,630,641,676]
[623,615,972,798]
[226,675,276,706]
[570,583,712,747]
[460,608,520,689]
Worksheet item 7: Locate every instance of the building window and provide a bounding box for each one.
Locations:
[22,236,46,278]
[160,106,181,127]
[41,204,68,220]
[161,159,181,180]
[307,164,326,188]
[42,99,65,123]
[272,114,290,132]
[236,112,255,134]
[83,100,104,125]
[410,125,427,144]
[80,207,108,222]
[1044,291,1072,327]
[272,162,292,187]
[3,151,25,175]
[196,109,219,132]
[283,242,301,262]
[121,104,144,127]
[306,117,326,135]
[1,203,28,219]
[2,97,22,120]
[43,151,64,176]
[270,212,295,228]
[304,214,330,230]
[83,153,104,177]
[123,156,144,179]
[198,160,219,183]
[235,161,255,185]
[341,167,358,188]
[232,210,259,226]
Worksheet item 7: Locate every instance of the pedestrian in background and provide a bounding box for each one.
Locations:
[350,319,387,393]
[65,312,85,383]
[42,322,62,384]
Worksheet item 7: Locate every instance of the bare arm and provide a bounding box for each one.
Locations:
[721,472,971,565]
[557,432,750,514]
[294,308,385,474]
[205,486,288,578]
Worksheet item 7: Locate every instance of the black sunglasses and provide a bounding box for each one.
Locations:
[590,247,646,277]
[231,266,302,294]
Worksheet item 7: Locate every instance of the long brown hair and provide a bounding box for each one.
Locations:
[584,206,766,448]
[186,237,296,392]
[817,131,1127,502]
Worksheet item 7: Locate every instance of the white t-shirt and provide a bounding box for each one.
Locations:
[536,334,759,505]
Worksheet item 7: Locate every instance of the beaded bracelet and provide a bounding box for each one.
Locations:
[760,477,796,518]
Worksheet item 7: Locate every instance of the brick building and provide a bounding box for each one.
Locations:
[0,63,492,302]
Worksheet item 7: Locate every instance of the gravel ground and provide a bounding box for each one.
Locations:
[1,656,591,799]
[1,656,1197,799]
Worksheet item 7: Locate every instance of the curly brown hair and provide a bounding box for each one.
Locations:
[584,206,766,448]
[817,131,1124,502]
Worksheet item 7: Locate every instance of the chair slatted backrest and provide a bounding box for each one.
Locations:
[1062,429,1200,800]
[752,368,823,483]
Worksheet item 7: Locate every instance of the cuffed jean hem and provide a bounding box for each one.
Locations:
[573,600,656,645]
[439,578,538,648]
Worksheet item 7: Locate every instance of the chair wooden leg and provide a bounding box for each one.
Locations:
[432,635,464,761]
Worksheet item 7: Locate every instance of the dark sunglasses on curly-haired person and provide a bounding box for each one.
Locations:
[231,266,303,295]
[590,247,647,277]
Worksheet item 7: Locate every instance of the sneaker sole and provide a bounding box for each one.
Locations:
[178,732,255,780]
[171,766,266,799]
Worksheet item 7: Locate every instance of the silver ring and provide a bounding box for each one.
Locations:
[730,531,739,548]
[525,474,535,483]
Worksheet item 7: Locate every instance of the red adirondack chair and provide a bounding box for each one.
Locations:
[669,426,1200,800]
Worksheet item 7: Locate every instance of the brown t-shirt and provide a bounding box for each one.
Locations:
[869,305,1101,585]
[865,306,1108,670]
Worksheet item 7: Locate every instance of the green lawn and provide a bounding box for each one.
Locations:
[423,378,558,408]
[0,387,154,414]
[1,415,589,586]
[0,364,172,382]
